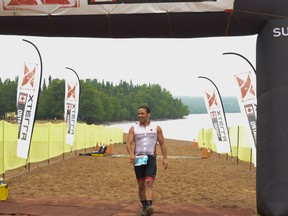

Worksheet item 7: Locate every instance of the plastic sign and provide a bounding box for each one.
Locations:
[2,0,234,15]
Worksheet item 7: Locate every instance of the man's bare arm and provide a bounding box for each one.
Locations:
[126,126,136,165]
[157,126,168,169]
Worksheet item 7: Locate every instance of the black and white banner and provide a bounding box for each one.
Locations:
[64,75,79,145]
[234,71,257,163]
[17,62,41,159]
[204,90,231,153]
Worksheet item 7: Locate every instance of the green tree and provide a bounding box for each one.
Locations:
[79,82,105,122]
[39,79,65,119]
[1,76,190,123]
[42,78,47,92]
[0,79,17,117]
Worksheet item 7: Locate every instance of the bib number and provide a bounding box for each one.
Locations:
[135,155,148,166]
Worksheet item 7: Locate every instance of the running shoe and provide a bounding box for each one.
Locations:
[140,207,146,216]
[145,206,154,216]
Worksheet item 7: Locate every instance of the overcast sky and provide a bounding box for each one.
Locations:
[0,34,257,97]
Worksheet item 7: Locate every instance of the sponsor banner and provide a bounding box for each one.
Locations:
[65,79,79,145]
[1,0,234,16]
[234,71,257,164]
[88,0,216,4]
[17,62,41,159]
[89,0,117,3]
[204,90,231,153]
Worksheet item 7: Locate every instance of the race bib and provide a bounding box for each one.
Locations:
[135,155,148,166]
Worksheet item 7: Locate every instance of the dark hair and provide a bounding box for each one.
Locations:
[138,105,150,113]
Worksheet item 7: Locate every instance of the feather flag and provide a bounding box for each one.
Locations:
[64,69,80,145]
[234,71,257,164]
[17,61,41,159]
[16,40,42,159]
[203,90,231,154]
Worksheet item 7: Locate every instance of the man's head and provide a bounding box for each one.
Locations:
[138,105,150,114]
[137,105,151,125]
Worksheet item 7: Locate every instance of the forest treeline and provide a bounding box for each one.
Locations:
[0,77,190,123]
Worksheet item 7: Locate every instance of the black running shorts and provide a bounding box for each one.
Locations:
[134,155,157,181]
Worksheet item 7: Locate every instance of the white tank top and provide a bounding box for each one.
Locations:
[134,122,158,155]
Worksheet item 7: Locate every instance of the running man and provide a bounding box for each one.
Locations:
[126,105,168,216]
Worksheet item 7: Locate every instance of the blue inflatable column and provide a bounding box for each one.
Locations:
[257,19,288,216]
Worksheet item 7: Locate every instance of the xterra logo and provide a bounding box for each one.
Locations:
[3,0,79,9]
[273,27,288,37]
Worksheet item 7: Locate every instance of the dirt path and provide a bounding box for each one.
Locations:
[1,136,257,215]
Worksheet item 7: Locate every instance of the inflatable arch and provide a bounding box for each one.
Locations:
[1,0,288,215]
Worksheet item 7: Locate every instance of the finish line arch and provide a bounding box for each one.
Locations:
[1,1,288,215]
[0,0,275,38]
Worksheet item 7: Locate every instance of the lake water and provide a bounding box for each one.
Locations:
[109,113,248,141]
